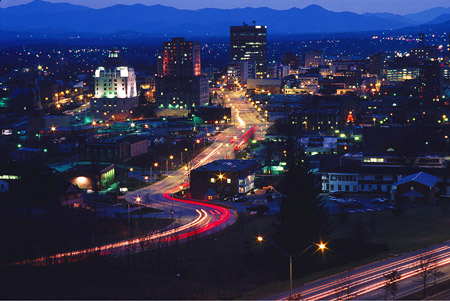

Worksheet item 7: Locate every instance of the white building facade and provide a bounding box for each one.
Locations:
[91,50,138,121]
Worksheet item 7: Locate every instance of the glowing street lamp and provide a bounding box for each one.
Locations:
[317,242,328,252]
[257,236,328,299]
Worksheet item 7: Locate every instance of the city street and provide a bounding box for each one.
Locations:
[266,241,450,300]
[11,90,270,266]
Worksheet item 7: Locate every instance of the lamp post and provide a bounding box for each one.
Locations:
[256,236,327,300]
[195,139,200,154]
[51,125,56,138]
[150,165,152,184]
[153,162,158,181]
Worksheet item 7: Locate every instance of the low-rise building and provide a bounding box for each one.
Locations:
[319,155,450,195]
[247,79,282,94]
[392,172,440,203]
[80,136,148,163]
[66,163,115,191]
[190,159,259,200]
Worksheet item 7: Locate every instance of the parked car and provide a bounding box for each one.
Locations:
[234,196,249,202]
[329,196,338,202]
[329,191,344,197]
[370,198,388,204]
[223,196,233,202]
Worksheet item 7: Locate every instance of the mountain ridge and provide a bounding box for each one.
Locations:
[1,0,450,37]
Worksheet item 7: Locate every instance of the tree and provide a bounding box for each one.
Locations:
[392,196,403,218]
[416,250,438,298]
[367,212,377,234]
[383,270,401,300]
[276,131,330,253]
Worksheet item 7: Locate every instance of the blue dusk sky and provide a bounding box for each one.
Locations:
[1,0,450,14]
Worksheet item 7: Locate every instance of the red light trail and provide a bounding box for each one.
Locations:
[9,183,232,267]
[273,245,450,300]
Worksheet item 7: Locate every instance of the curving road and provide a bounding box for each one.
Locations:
[11,90,268,266]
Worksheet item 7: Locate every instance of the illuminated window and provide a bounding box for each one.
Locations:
[210,178,216,183]
[227,179,231,184]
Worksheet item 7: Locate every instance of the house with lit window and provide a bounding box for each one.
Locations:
[319,153,449,195]
[391,172,440,203]
[190,159,259,200]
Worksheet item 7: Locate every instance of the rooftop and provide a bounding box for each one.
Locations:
[192,159,258,172]
[395,171,440,188]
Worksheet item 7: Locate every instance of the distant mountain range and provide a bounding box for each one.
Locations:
[1,0,450,37]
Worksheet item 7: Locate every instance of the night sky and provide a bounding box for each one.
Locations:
[1,0,450,14]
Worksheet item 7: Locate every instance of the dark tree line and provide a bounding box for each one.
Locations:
[276,126,330,254]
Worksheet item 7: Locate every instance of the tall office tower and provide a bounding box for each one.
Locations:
[418,31,425,48]
[368,53,383,77]
[91,50,138,121]
[447,32,450,61]
[281,52,302,68]
[422,61,442,106]
[157,37,201,77]
[304,50,324,68]
[155,37,209,109]
[230,23,267,78]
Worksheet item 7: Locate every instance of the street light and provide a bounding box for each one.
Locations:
[169,155,174,170]
[51,125,56,138]
[256,236,328,299]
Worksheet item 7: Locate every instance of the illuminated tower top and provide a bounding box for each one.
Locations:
[94,50,137,99]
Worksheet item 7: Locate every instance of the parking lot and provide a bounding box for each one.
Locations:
[324,194,395,215]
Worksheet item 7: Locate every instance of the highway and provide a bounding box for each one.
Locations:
[266,241,450,300]
[11,90,269,266]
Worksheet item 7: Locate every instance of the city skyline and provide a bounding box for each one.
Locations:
[1,0,450,298]
[1,0,450,14]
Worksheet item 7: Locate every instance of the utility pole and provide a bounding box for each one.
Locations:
[128,202,131,236]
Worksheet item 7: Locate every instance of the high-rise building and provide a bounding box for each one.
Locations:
[281,52,302,68]
[230,23,267,78]
[368,53,383,77]
[227,61,253,86]
[418,32,425,48]
[91,50,138,121]
[410,46,439,62]
[155,37,209,109]
[422,61,442,105]
[304,50,324,68]
[157,37,201,77]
